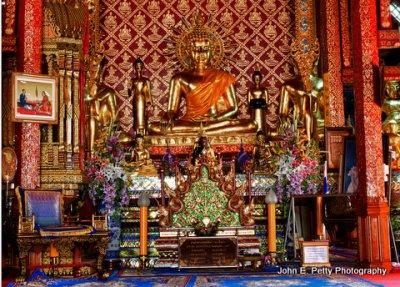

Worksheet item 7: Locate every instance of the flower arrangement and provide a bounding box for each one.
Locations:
[272,127,321,202]
[85,133,129,216]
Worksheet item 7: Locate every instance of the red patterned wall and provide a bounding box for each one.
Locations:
[99,0,295,132]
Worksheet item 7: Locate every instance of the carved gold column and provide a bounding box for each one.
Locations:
[321,0,345,126]
[73,52,80,155]
[58,51,66,152]
[65,50,74,168]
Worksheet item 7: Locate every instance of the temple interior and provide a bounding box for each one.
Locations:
[2,0,400,286]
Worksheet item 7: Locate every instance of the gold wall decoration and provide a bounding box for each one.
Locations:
[99,0,295,132]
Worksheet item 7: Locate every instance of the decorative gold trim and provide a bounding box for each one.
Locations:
[148,133,256,147]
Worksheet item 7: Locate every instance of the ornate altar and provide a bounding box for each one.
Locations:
[149,153,262,268]
[14,187,108,279]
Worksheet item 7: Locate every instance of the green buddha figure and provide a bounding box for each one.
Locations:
[148,16,257,135]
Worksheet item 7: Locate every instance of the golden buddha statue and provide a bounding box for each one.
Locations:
[85,53,118,153]
[130,58,153,136]
[148,14,257,135]
[124,134,158,175]
[382,80,400,168]
[279,60,323,141]
[248,70,268,133]
[252,132,273,174]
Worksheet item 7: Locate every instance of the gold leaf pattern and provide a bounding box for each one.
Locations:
[234,0,247,13]
[264,0,277,13]
[148,0,160,15]
[118,0,132,16]
[118,24,132,43]
[133,12,146,31]
[206,0,219,14]
[104,13,117,31]
[177,0,190,15]
[249,9,262,27]
[105,39,119,57]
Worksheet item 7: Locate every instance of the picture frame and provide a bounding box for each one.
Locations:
[325,127,353,171]
[12,72,58,124]
[341,136,357,194]
[299,240,331,267]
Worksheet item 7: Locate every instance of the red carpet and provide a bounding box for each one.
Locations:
[358,273,400,287]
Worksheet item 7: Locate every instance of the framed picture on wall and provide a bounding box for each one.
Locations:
[341,136,357,194]
[12,73,58,124]
[325,127,353,171]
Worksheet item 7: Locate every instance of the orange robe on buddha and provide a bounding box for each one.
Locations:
[181,70,235,121]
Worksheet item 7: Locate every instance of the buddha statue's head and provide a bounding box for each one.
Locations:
[189,31,213,71]
[252,70,262,86]
[134,58,144,76]
[135,134,144,148]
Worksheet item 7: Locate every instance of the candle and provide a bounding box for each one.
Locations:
[139,207,148,257]
[316,195,323,239]
[138,193,150,260]
[267,203,276,253]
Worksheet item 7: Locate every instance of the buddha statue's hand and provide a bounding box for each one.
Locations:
[159,118,174,134]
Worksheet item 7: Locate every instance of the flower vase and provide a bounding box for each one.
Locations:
[95,199,106,215]
[106,210,121,260]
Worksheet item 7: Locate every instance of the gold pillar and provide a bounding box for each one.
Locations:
[73,52,80,154]
[58,51,66,151]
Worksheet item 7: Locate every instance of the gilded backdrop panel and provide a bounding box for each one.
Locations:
[99,0,295,132]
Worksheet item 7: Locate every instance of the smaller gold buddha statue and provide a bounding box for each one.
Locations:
[382,80,400,168]
[85,54,118,154]
[124,134,158,176]
[252,132,273,174]
[130,58,153,136]
[248,70,268,133]
[279,60,323,142]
